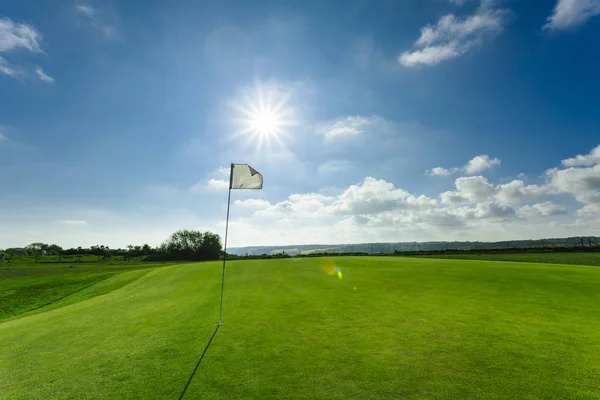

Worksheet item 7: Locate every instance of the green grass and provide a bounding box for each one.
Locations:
[410,251,600,266]
[0,262,171,322]
[3,257,600,399]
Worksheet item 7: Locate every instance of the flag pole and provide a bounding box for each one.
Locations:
[218,163,234,325]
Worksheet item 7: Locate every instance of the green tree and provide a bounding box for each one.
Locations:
[24,243,64,255]
[142,244,152,256]
[161,230,222,261]
[25,243,45,253]
[46,244,64,254]
[200,232,223,260]
[90,245,109,258]
[126,245,150,258]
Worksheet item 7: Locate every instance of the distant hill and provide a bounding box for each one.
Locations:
[227,237,600,256]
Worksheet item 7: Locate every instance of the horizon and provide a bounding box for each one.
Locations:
[4,234,598,252]
[2,0,600,249]
[229,236,600,248]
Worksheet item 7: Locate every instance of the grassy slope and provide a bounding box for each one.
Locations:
[3,269,154,322]
[1,267,111,322]
[2,257,600,399]
[411,252,600,266]
[0,262,168,322]
[1,263,221,400]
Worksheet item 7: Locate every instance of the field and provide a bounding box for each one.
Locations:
[2,256,600,399]
[0,261,174,323]
[412,251,600,267]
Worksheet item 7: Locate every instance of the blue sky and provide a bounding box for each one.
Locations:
[1,0,600,248]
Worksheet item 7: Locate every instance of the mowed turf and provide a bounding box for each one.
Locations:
[2,257,600,399]
[0,262,168,322]
[413,251,600,267]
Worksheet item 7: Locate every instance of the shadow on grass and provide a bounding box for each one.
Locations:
[178,324,221,400]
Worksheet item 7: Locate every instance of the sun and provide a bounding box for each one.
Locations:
[248,108,282,136]
[230,83,296,150]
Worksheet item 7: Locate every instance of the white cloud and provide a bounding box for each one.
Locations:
[399,5,509,67]
[317,116,373,141]
[0,18,45,80]
[35,66,54,83]
[315,115,411,150]
[518,202,567,218]
[216,167,230,178]
[208,179,229,190]
[429,167,453,176]
[230,175,551,246]
[400,44,464,68]
[57,220,88,226]
[494,145,600,207]
[329,177,437,215]
[464,154,501,174]
[413,12,505,48]
[495,180,547,204]
[234,198,271,210]
[74,4,119,38]
[576,204,600,216]
[0,132,7,141]
[440,176,494,204]
[244,178,445,236]
[0,18,42,52]
[545,164,600,204]
[428,154,501,176]
[189,167,234,192]
[561,144,600,167]
[544,0,600,30]
[473,201,516,219]
[250,193,336,227]
[0,55,16,76]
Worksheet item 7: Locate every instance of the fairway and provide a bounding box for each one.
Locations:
[2,257,600,399]
[412,252,600,267]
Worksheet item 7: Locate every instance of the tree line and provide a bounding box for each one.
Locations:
[0,230,223,262]
[230,236,600,256]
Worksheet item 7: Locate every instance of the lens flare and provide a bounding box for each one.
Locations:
[319,261,343,280]
[319,261,337,276]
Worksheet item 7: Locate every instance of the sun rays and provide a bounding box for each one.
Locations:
[229,83,297,151]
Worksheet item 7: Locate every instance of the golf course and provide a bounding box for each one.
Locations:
[2,255,600,399]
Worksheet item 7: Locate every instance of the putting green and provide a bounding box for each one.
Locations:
[2,257,600,399]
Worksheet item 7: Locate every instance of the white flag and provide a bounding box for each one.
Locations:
[230,164,263,189]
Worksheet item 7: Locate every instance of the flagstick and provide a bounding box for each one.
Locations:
[218,164,234,325]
